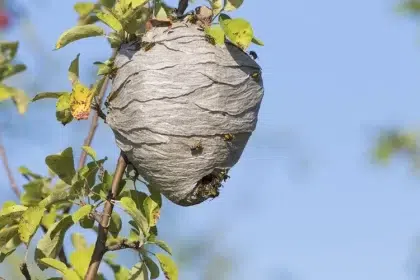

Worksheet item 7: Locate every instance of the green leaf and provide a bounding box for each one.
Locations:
[127,0,148,9]
[209,0,223,14]
[39,258,69,274]
[204,25,225,45]
[107,32,123,48]
[0,235,21,263]
[0,206,23,224]
[144,255,160,279]
[11,87,29,114]
[18,166,43,179]
[0,84,12,101]
[68,54,80,84]
[91,171,111,201]
[77,14,99,26]
[41,206,57,229]
[128,228,139,242]
[109,212,122,238]
[55,24,105,50]
[219,15,254,50]
[155,2,169,20]
[128,262,149,280]
[252,37,264,46]
[0,84,29,114]
[113,0,127,16]
[81,146,97,160]
[120,197,149,237]
[101,0,116,8]
[79,216,95,228]
[45,147,76,185]
[127,190,148,209]
[69,245,94,277]
[73,158,107,195]
[36,220,67,264]
[71,233,88,251]
[95,62,113,76]
[156,254,178,280]
[105,258,130,280]
[149,239,172,255]
[72,204,93,221]
[39,189,72,208]
[56,93,73,125]
[0,225,19,248]
[18,206,45,245]
[0,63,27,81]
[0,205,27,228]
[35,205,92,264]
[64,270,83,280]
[96,11,123,33]
[143,196,160,227]
[0,41,19,61]
[20,179,45,206]
[74,2,96,17]
[225,0,244,11]
[2,200,16,209]
[32,92,68,102]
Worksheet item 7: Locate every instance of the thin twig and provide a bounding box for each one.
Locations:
[77,49,117,170]
[106,238,143,251]
[19,263,31,280]
[57,49,117,267]
[0,136,20,197]
[78,78,112,168]
[85,152,128,280]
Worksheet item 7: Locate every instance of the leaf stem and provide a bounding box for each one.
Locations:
[105,238,143,252]
[0,134,20,197]
[85,152,128,280]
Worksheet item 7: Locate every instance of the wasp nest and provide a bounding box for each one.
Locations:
[106,22,264,206]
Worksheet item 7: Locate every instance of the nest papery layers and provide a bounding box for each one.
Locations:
[107,23,264,206]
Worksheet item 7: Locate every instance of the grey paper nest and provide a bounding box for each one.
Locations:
[106,22,264,206]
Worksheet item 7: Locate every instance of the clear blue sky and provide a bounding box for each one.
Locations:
[2,0,420,279]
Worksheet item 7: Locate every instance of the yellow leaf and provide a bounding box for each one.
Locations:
[70,82,94,120]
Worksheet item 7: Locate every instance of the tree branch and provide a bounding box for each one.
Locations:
[77,48,117,169]
[105,238,143,252]
[85,152,128,280]
[0,136,20,197]
[19,263,31,280]
[177,0,189,16]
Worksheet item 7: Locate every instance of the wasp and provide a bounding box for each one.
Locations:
[218,169,230,182]
[190,140,204,153]
[204,34,216,45]
[251,70,262,82]
[223,133,235,141]
[142,42,156,52]
[249,50,258,60]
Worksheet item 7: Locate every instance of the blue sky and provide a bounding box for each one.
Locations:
[2,0,420,279]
